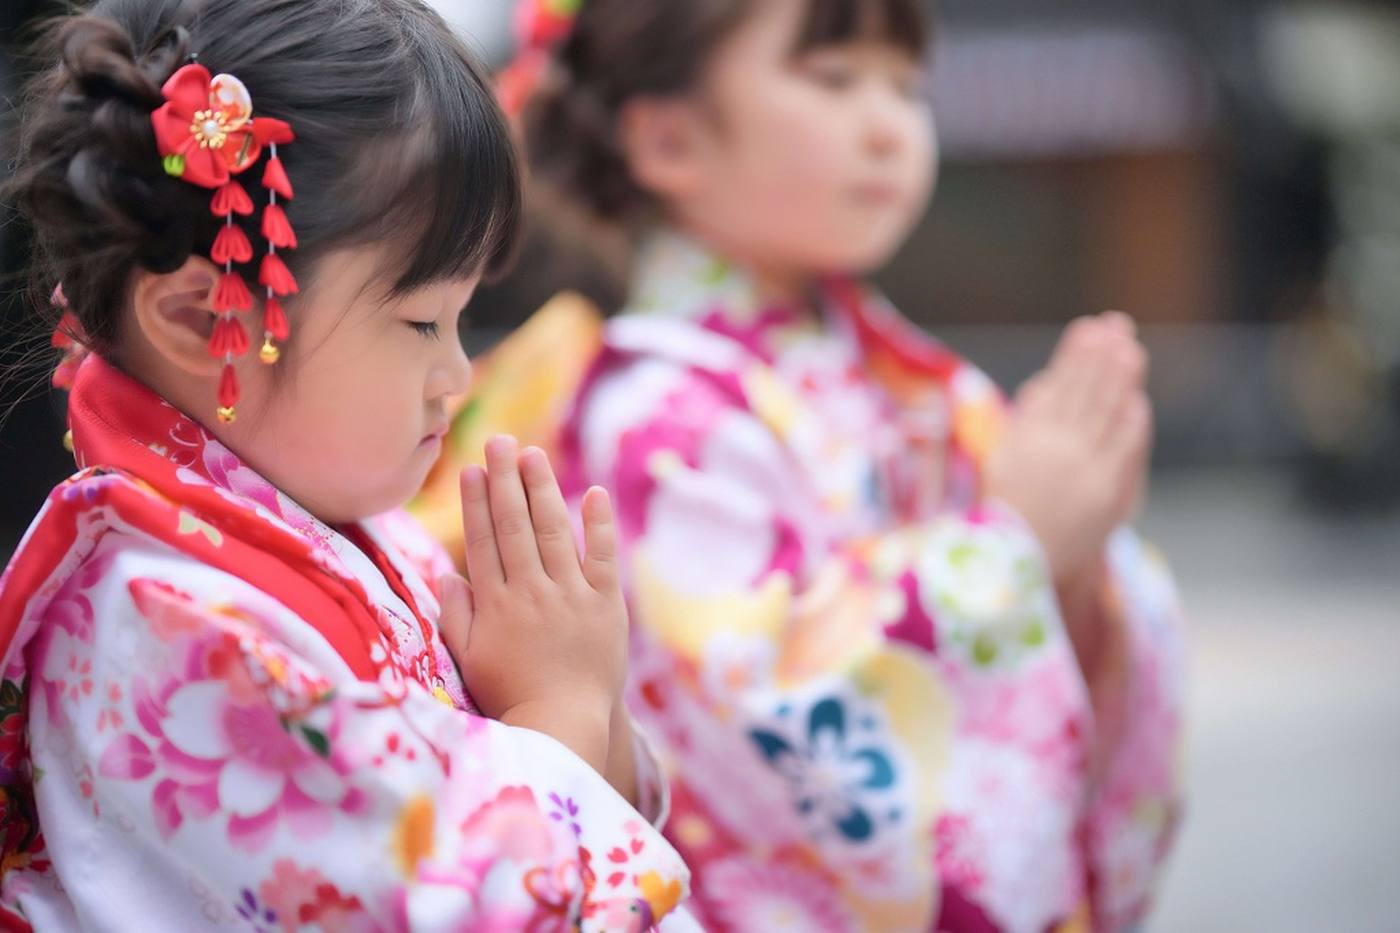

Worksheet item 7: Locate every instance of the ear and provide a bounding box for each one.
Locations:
[618,95,708,202]
[130,256,223,377]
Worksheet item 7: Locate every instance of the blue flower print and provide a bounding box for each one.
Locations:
[749,695,901,845]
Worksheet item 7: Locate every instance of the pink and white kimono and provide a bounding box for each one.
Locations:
[0,355,695,931]
[540,231,1186,932]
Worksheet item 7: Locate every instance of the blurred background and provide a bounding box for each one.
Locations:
[4,1,1399,929]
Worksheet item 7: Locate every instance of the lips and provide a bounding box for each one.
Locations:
[854,182,902,204]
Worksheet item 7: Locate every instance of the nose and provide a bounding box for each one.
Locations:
[864,93,906,159]
[428,336,473,403]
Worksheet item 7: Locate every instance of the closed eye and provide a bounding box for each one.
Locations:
[408,320,440,339]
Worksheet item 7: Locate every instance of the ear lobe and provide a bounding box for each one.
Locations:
[619,95,703,200]
[131,256,224,377]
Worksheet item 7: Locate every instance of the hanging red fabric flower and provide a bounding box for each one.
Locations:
[259,253,299,296]
[262,157,294,200]
[218,363,240,409]
[211,181,254,217]
[208,317,250,358]
[263,297,290,341]
[214,272,254,313]
[212,224,253,264]
[261,204,297,249]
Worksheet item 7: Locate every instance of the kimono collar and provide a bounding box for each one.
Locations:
[0,354,432,682]
[69,354,332,545]
[624,227,965,392]
[627,228,816,341]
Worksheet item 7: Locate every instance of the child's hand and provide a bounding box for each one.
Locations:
[437,436,628,774]
[986,313,1152,584]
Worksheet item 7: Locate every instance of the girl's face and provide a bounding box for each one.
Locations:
[220,246,476,524]
[659,0,936,286]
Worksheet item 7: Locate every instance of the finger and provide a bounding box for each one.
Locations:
[1084,333,1149,442]
[580,486,619,593]
[1048,316,1101,371]
[1014,372,1052,415]
[436,572,474,661]
[1107,394,1153,473]
[1112,395,1153,522]
[1100,310,1138,339]
[1118,335,1150,389]
[520,446,583,583]
[485,435,542,582]
[1053,324,1112,421]
[460,465,504,588]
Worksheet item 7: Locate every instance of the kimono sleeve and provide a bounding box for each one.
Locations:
[26,533,691,932]
[1084,529,1188,929]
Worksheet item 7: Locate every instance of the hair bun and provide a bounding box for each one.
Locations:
[59,16,164,109]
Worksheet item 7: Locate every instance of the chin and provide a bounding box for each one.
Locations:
[816,236,904,277]
[325,477,422,525]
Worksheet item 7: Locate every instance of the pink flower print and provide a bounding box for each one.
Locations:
[597,819,651,893]
[701,855,857,932]
[37,625,94,706]
[458,786,558,869]
[934,813,985,892]
[47,592,94,643]
[159,682,353,851]
[258,860,370,933]
[128,579,211,643]
[97,681,125,733]
[99,673,361,852]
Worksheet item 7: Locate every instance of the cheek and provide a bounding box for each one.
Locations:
[908,116,939,204]
[278,351,421,460]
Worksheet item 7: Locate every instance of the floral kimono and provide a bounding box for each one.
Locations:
[0,355,694,932]
[422,231,1185,933]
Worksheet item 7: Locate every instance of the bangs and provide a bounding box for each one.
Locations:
[794,0,931,58]
[338,23,522,294]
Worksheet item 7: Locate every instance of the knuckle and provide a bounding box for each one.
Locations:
[494,514,530,538]
[466,529,496,550]
[534,521,569,542]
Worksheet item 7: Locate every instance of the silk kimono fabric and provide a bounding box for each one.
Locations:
[0,355,695,932]
[423,230,1186,933]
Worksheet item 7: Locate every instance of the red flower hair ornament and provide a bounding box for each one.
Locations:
[151,64,298,424]
[497,0,585,118]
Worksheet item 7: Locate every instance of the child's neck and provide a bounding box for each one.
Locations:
[751,264,814,311]
[675,224,820,314]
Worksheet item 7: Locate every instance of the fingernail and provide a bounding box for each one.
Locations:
[486,435,516,458]
[584,485,611,518]
[461,464,485,488]
[437,572,466,604]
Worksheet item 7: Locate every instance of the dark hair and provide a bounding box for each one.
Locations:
[526,0,931,223]
[5,0,521,360]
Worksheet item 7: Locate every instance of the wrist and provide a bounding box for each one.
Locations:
[503,697,612,774]
[1056,556,1106,607]
[607,701,640,805]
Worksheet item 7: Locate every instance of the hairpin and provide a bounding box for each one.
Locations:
[498,0,584,117]
[151,64,298,424]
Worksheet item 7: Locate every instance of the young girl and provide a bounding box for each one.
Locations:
[0,1,695,929]
[446,0,1187,929]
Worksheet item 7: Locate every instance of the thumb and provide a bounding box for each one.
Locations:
[436,573,474,662]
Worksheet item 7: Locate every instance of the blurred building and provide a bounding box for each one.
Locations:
[898,0,1400,506]
[5,0,1400,556]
